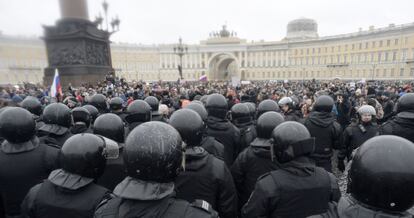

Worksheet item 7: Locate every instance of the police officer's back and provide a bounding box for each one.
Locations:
[170,109,237,218]
[21,96,44,132]
[185,102,225,160]
[145,96,167,122]
[231,111,284,212]
[231,103,257,153]
[38,103,73,147]
[110,97,127,123]
[94,113,127,191]
[0,108,59,217]
[21,133,114,218]
[304,95,342,172]
[94,122,218,218]
[338,135,414,217]
[124,100,152,135]
[70,107,92,134]
[380,93,414,143]
[205,94,241,166]
[242,122,340,218]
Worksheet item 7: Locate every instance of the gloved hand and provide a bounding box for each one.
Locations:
[337,159,345,172]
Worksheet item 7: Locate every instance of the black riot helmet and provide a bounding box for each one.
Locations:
[71,107,91,128]
[60,133,119,179]
[200,95,209,106]
[185,102,208,121]
[313,95,334,113]
[124,121,183,183]
[144,96,160,112]
[257,111,284,139]
[348,135,414,212]
[271,121,315,163]
[21,96,42,116]
[82,105,99,124]
[42,103,72,128]
[169,109,204,147]
[244,102,256,119]
[89,94,108,113]
[231,103,251,125]
[93,113,125,143]
[396,93,414,119]
[257,99,280,118]
[109,97,124,111]
[206,93,228,119]
[125,100,152,124]
[0,107,36,143]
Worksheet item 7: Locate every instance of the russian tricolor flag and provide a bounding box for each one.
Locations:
[50,68,62,98]
[199,74,207,82]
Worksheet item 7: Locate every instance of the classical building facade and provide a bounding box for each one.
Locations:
[1,18,414,85]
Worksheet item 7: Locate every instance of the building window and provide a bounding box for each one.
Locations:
[384,52,389,62]
[365,42,369,49]
[377,52,382,62]
[391,68,395,77]
[395,39,399,45]
[307,48,309,55]
[411,68,414,77]
[379,40,383,47]
[345,44,348,51]
[393,51,397,61]
[372,41,376,48]
[402,49,408,61]
[331,47,334,52]
[387,40,391,46]
[352,44,355,50]
[359,43,362,50]
[400,68,405,76]
[383,69,387,77]
[318,48,321,53]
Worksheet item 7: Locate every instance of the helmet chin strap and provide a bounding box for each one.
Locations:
[181,142,187,171]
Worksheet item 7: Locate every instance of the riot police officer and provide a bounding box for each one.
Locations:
[170,109,237,218]
[338,135,414,217]
[257,99,280,118]
[94,122,218,218]
[21,133,116,218]
[278,97,302,122]
[38,103,73,147]
[205,94,241,166]
[380,93,414,143]
[0,107,60,217]
[94,113,127,190]
[185,102,225,160]
[242,121,340,218]
[145,96,167,122]
[231,103,256,152]
[304,95,342,172]
[89,94,108,114]
[21,96,44,131]
[109,97,127,122]
[83,104,99,125]
[231,111,284,213]
[124,100,152,133]
[70,107,92,134]
[338,105,378,172]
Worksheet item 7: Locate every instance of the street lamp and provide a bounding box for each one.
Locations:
[94,0,120,34]
[173,37,188,80]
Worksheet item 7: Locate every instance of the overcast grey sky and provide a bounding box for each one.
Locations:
[0,0,413,44]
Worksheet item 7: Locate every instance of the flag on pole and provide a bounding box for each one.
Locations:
[50,68,62,98]
[199,74,207,82]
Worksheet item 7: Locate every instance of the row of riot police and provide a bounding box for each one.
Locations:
[0,93,413,217]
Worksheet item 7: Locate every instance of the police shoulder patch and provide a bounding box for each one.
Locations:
[191,199,214,213]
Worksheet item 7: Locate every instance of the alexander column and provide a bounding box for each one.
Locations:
[43,0,119,87]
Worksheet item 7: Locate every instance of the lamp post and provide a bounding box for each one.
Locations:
[173,37,188,80]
